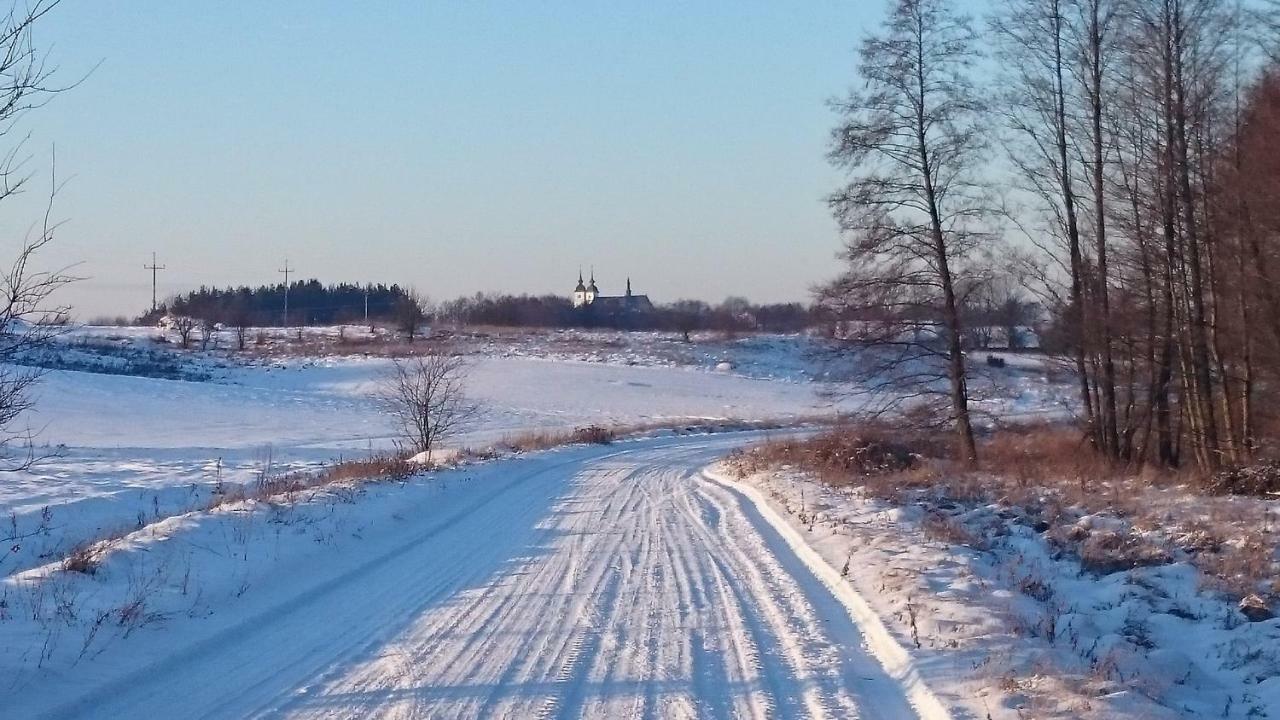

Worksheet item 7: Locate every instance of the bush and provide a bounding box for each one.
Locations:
[727,426,930,484]
[571,425,615,445]
[1075,530,1170,575]
[1204,462,1280,497]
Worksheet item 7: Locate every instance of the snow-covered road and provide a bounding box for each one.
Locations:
[29,435,936,720]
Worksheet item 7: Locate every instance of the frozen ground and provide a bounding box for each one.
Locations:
[2,433,950,719]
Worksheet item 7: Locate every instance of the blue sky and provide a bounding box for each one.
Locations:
[20,1,891,317]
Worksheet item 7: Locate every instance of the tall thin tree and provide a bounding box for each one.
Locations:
[826,0,989,464]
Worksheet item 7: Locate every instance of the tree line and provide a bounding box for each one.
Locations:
[823,0,1280,472]
[141,283,825,338]
[141,281,414,327]
[435,294,816,336]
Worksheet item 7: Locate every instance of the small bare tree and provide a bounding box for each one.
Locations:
[395,290,428,343]
[668,299,707,342]
[198,317,216,351]
[173,315,196,349]
[230,302,251,351]
[380,349,477,461]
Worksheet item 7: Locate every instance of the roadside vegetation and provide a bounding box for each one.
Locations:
[729,423,1278,605]
[726,423,1280,715]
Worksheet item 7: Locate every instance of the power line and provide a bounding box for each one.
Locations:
[278,259,293,325]
[144,252,166,313]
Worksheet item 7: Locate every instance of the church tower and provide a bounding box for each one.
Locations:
[573,269,588,308]
[585,268,598,304]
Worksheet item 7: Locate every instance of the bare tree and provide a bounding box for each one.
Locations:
[198,317,216,351]
[668,299,707,342]
[991,0,1101,446]
[381,350,477,461]
[0,202,71,469]
[988,0,1277,472]
[172,315,196,349]
[824,0,990,464]
[395,290,428,343]
[230,301,251,351]
[0,1,75,470]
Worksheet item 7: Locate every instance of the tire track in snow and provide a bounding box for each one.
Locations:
[26,434,946,720]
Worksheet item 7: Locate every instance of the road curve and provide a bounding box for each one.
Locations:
[38,435,932,720]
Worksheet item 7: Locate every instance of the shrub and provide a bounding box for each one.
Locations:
[1075,530,1170,575]
[1204,462,1280,497]
[921,511,989,550]
[727,426,927,483]
[571,425,615,445]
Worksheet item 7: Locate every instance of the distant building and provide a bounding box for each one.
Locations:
[572,270,654,313]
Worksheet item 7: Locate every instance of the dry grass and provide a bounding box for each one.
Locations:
[491,416,835,456]
[200,452,415,515]
[60,543,105,575]
[732,422,1280,603]
[1074,530,1171,575]
[979,425,1119,489]
[725,423,938,486]
[314,455,415,484]
[921,511,989,550]
[491,425,620,454]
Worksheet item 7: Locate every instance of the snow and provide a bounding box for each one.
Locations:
[0,325,1130,718]
[2,351,835,578]
[702,468,953,720]
[2,433,950,719]
[719,465,1280,718]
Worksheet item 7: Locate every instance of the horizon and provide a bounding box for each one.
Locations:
[7,1,908,320]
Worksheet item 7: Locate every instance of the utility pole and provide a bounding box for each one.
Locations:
[278,259,293,326]
[144,252,166,313]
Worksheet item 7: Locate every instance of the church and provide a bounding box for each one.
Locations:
[572,270,654,313]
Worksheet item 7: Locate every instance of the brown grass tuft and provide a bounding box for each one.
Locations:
[61,543,106,575]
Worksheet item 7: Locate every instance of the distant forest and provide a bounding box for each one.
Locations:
[141,281,819,335]
[436,294,816,335]
[143,281,412,327]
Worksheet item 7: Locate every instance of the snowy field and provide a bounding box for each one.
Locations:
[0,325,1098,719]
[3,332,845,577]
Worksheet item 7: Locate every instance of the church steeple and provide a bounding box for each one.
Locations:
[575,268,586,293]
